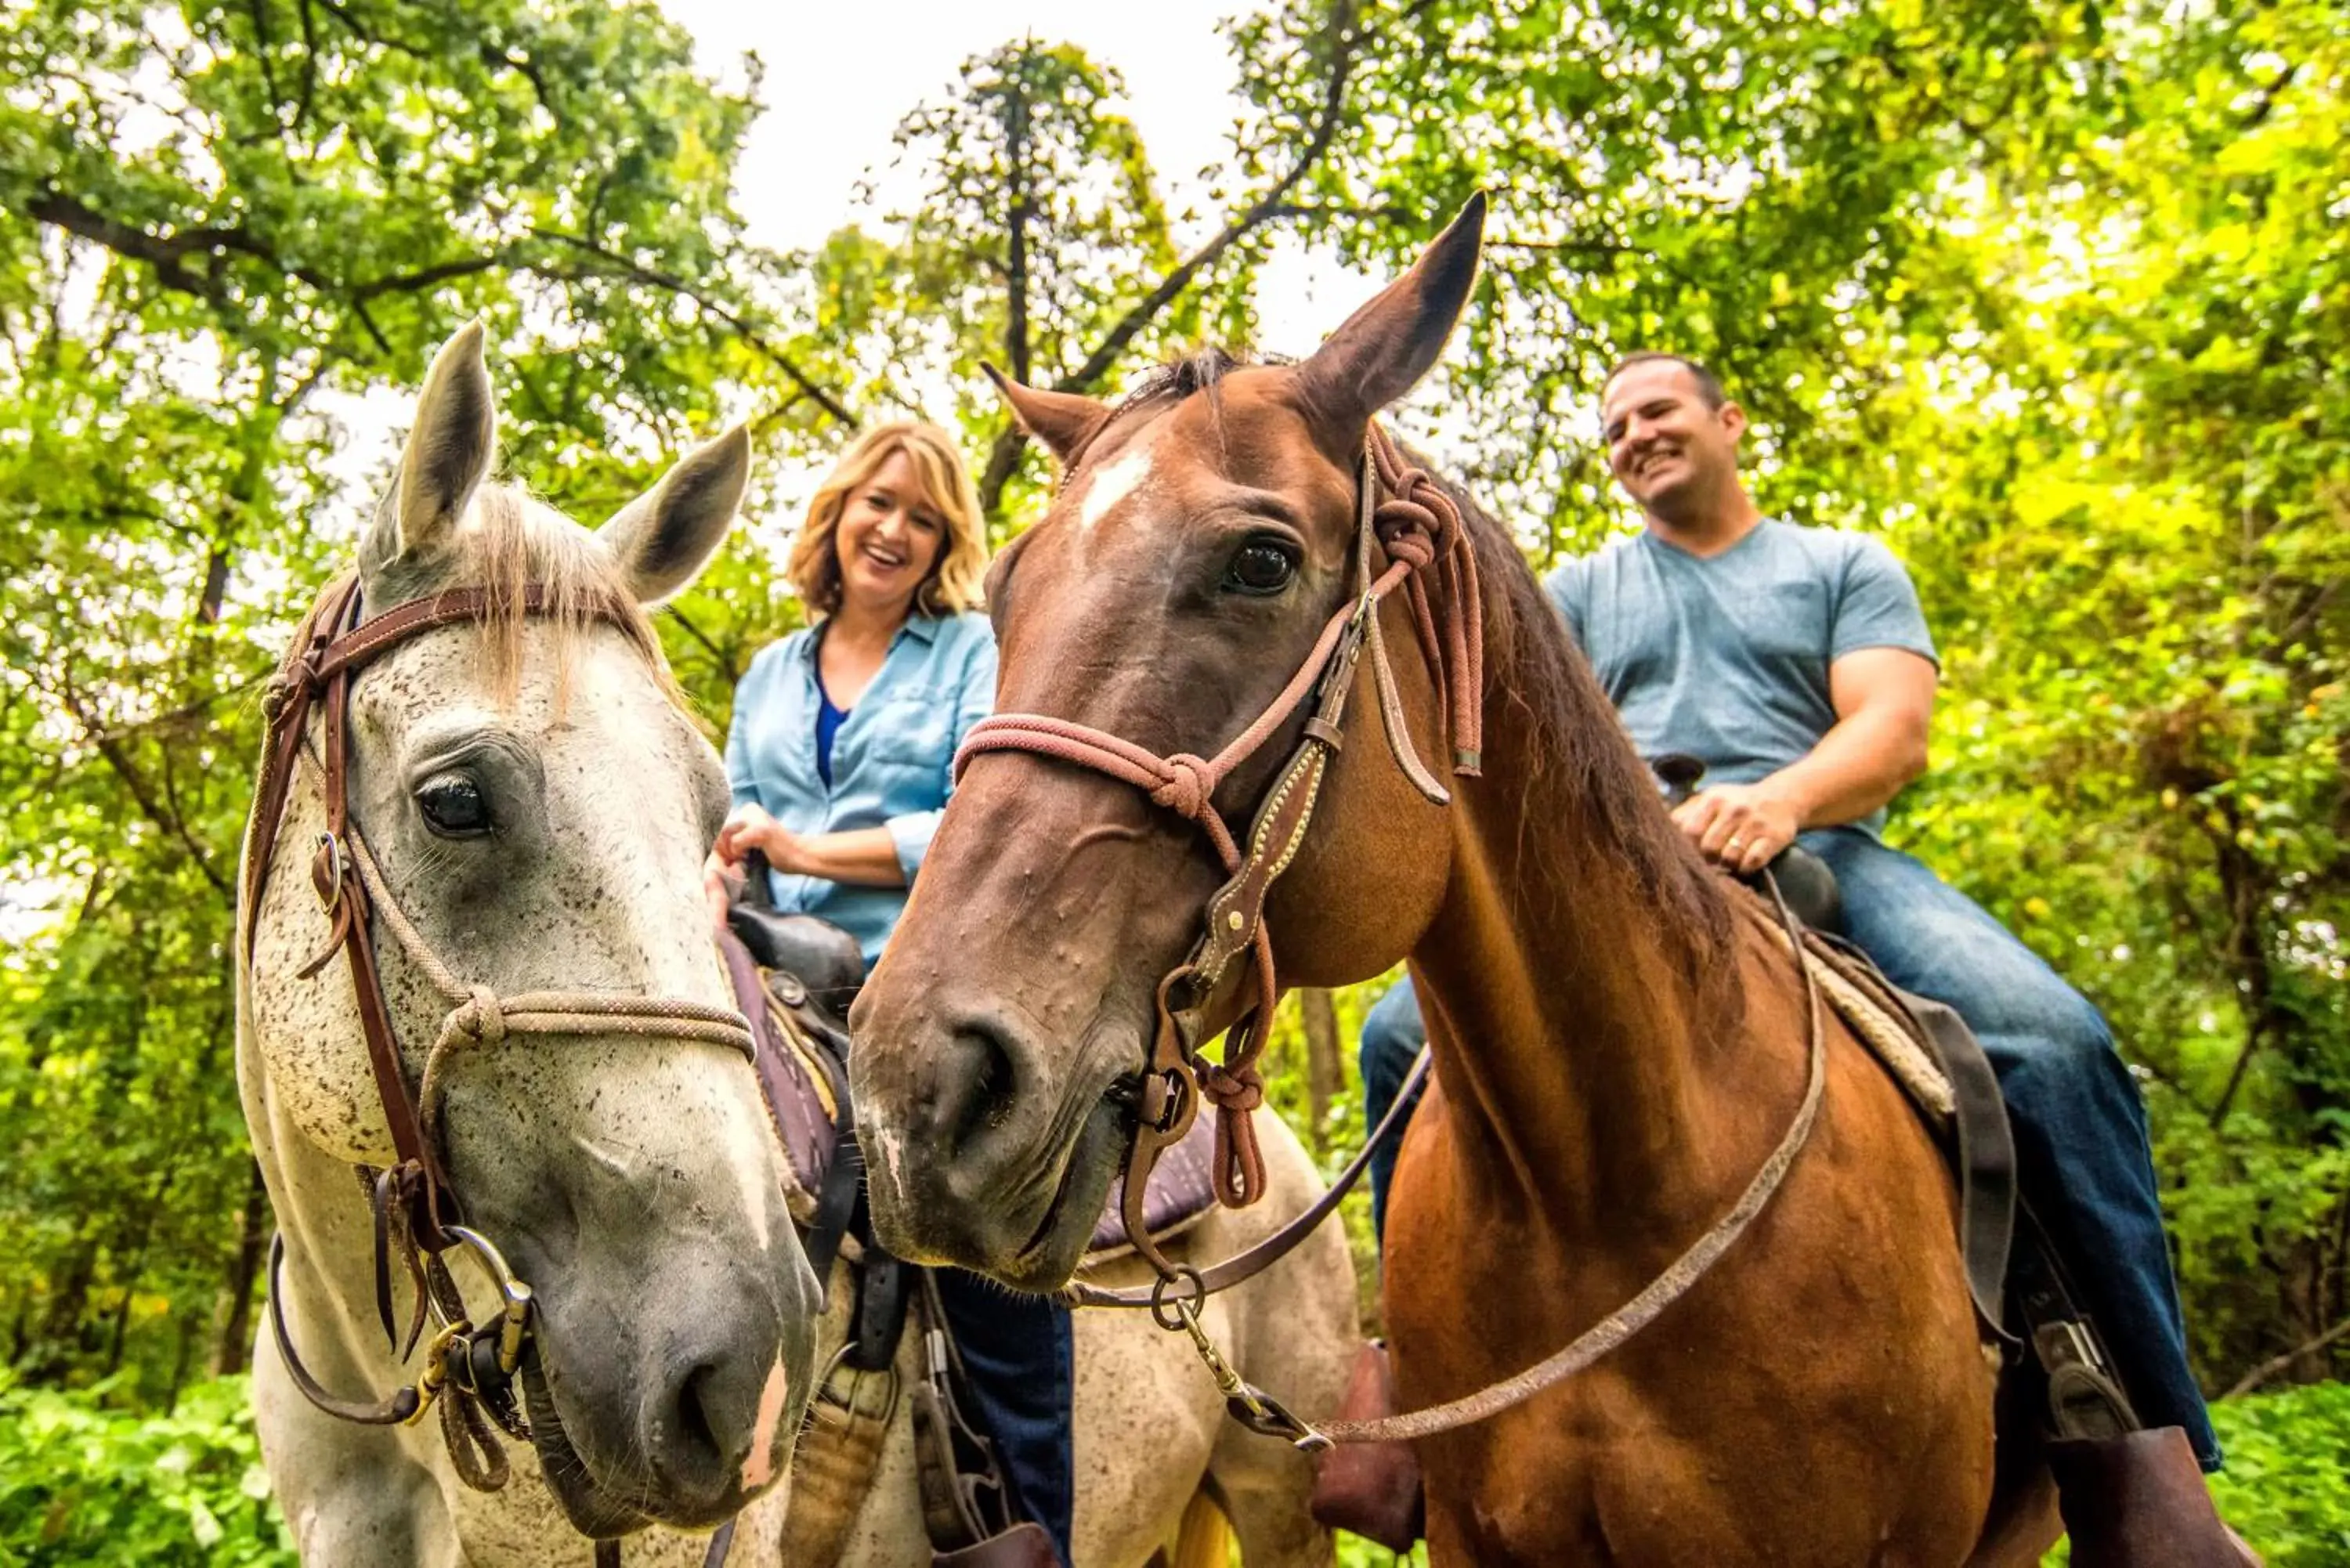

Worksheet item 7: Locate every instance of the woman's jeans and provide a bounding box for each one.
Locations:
[1356,826,2219,1469]
[931,1269,1076,1563]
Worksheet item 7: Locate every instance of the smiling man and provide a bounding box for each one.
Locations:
[1357,351,2240,1533]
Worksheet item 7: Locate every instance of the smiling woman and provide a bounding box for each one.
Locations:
[704,422,993,956]
[702,421,1090,1564]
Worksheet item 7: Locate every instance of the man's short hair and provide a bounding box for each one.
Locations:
[1603,351,1728,410]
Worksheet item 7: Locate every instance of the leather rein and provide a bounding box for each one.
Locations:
[243,576,757,1507]
[955,428,1831,1450]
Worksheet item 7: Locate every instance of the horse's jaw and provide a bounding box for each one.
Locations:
[862,1078,1130,1292]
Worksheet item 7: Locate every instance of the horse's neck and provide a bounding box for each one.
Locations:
[1408,700,1761,1243]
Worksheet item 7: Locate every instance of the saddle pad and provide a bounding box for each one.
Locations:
[1780,923,2016,1338]
[1083,1113,1222,1265]
[1772,928,1954,1123]
[721,928,1227,1260]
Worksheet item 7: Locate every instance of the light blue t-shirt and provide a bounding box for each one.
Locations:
[724,611,996,963]
[1544,520,1937,837]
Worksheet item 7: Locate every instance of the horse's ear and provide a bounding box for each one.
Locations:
[1292,193,1487,453]
[984,363,1108,464]
[364,321,497,573]
[600,425,751,605]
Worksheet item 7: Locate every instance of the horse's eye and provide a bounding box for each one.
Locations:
[1224,539,1298,596]
[417,775,493,838]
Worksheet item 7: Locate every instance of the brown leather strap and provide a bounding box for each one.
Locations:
[1307,874,1830,1444]
[1061,1045,1431,1309]
[266,1234,421,1425]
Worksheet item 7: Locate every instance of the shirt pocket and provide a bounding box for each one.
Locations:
[860,692,955,775]
[1729,579,1830,663]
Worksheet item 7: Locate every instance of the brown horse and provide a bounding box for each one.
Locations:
[850,203,2057,1563]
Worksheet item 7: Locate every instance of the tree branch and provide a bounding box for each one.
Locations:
[660,602,739,682]
[2222,1310,2350,1399]
[531,231,856,425]
[14,185,857,419]
[974,0,1366,513]
[56,684,231,897]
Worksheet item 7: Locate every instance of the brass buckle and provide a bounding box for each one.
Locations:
[1153,1270,1331,1453]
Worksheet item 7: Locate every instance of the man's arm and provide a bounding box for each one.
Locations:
[1675,646,1937,873]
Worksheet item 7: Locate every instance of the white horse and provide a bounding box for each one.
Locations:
[239,324,1360,1566]
[239,322,816,1564]
[805,1112,1357,1567]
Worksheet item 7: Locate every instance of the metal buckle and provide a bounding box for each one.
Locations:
[313,831,347,913]
[437,1224,536,1378]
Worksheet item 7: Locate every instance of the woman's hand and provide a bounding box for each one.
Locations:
[703,849,743,931]
[715,804,812,876]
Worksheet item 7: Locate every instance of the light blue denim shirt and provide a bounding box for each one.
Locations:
[724,610,997,963]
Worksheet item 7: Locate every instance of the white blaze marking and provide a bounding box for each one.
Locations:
[741,1354,791,1490]
[1077,446,1152,531]
[735,1138,771,1254]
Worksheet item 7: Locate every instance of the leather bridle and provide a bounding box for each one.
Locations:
[955,426,1831,1451]
[243,576,757,1509]
[956,423,1484,1248]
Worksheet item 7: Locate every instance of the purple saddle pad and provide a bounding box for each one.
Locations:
[719,927,1224,1254]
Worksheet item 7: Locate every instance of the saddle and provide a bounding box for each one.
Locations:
[716,912,1221,1263]
[714,866,1214,1568]
[1315,766,2153,1554]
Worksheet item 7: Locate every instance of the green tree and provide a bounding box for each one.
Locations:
[0,0,849,1396]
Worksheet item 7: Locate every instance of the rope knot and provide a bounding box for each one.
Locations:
[1375,496,1442,567]
[1150,753,1216,820]
[458,985,507,1046]
[1197,1059,1265,1114]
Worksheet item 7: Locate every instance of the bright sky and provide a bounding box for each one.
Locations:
[654,0,1373,351]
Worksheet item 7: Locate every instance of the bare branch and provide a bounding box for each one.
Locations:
[530,230,855,425]
[13,185,856,419]
[2222,1310,2350,1399]
[56,683,232,898]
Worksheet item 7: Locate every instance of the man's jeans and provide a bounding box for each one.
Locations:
[1357,826,2220,1469]
[932,1268,1076,1563]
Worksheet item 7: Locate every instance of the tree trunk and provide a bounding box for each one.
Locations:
[1298,987,1345,1151]
[214,1159,269,1376]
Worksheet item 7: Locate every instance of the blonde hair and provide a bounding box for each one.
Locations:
[785,421,988,618]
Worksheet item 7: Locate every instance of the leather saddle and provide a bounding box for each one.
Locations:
[718,861,1219,1263]
[1647,757,2146,1449]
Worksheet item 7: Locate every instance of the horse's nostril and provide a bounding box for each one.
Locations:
[927,1021,1021,1159]
[675,1360,725,1465]
[644,1352,744,1509]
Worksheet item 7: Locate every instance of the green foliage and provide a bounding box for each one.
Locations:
[2208,1382,2350,1566]
[0,1375,294,1566]
[1,0,2344,1513]
[0,0,841,1400]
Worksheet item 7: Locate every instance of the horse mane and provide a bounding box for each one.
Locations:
[360,479,692,720]
[1408,457,1743,1021]
[1108,347,1743,1021]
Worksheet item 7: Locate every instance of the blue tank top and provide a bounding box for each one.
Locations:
[814,683,848,787]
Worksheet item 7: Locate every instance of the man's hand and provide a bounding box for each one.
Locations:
[1672,782,1803,875]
